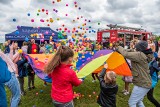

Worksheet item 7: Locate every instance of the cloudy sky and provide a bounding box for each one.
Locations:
[0,0,160,40]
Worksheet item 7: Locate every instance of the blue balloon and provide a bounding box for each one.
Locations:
[15,31,19,35]
[25,37,29,42]
[13,18,16,22]
[27,13,30,16]
[89,26,91,28]
[45,45,49,49]
[84,35,87,38]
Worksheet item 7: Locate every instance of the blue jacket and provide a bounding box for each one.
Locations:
[0,57,11,83]
[16,57,27,77]
[149,60,160,88]
[0,57,11,107]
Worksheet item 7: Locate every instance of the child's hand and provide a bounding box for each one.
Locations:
[104,63,108,69]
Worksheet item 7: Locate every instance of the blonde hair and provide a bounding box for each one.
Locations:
[104,71,116,85]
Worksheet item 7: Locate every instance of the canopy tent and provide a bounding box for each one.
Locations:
[5,26,67,41]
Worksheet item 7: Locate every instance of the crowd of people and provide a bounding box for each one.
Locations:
[0,36,160,107]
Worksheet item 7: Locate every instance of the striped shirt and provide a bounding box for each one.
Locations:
[0,51,16,73]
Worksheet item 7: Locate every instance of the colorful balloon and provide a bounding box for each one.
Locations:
[40,19,44,22]
[27,13,30,16]
[13,18,16,22]
[31,19,34,22]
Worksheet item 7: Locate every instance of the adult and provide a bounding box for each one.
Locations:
[27,39,39,54]
[147,39,155,52]
[27,39,38,90]
[0,57,11,107]
[152,36,159,52]
[0,44,21,107]
[4,40,11,54]
[115,41,152,107]
[21,41,28,54]
[103,38,110,49]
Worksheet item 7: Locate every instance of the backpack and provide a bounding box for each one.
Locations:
[149,60,159,88]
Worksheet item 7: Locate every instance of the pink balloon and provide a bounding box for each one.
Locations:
[66,4,68,6]
[68,30,70,33]
[52,33,55,36]
[40,19,44,22]
[31,19,34,22]
[45,31,48,34]
[66,14,68,16]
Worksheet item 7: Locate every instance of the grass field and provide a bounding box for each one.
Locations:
[6,75,160,107]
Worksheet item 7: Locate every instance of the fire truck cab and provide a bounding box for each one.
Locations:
[97,24,152,46]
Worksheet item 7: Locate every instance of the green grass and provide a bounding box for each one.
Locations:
[6,76,160,107]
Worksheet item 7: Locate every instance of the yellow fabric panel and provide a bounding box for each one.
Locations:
[77,53,112,78]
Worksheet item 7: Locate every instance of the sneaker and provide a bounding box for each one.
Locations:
[92,80,96,83]
[21,92,26,96]
[123,91,129,95]
[122,90,127,93]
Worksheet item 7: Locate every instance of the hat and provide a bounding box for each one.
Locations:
[135,41,148,52]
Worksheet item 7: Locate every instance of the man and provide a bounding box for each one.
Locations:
[27,39,39,54]
[0,57,11,107]
[103,38,110,49]
[27,39,39,90]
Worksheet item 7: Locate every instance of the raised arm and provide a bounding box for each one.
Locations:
[117,46,141,62]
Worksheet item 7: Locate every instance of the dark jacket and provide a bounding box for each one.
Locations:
[117,46,152,88]
[16,56,28,78]
[27,43,39,54]
[154,40,159,52]
[97,68,118,107]
[4,45,10,54]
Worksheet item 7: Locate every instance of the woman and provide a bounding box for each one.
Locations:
[114,41,152,107]
[148,39,155,52]
[21,41,28,54]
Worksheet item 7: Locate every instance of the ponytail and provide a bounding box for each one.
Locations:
[44,46,74,74]
[44,46,63,74]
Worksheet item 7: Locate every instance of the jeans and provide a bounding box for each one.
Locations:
[0,83,7,107]
[52,100,74,107]
[147,88,160,107]
[5,72,21,107]
[128,85,150,107]
[18,77,24,94]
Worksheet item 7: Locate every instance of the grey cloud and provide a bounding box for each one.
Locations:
[107,0,138,10]
[0,0,14,4]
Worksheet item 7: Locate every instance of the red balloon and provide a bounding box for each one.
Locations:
[42,9,45,12]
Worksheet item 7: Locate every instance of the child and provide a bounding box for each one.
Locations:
[16,54,28,96]
[27,63,35,90]
[44,46,82,107]
[147,57,160,106]
[97,64,118,107]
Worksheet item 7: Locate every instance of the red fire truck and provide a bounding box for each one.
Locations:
[97,24,152,45]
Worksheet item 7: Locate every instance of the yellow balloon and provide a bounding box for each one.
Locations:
[18,49,23,54]
[110,43,113,47]
[34,49,37,52]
